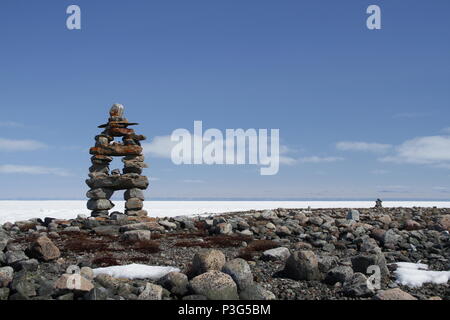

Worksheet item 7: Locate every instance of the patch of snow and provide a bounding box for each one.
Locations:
[93,264,180,280]
[393,262,450,287]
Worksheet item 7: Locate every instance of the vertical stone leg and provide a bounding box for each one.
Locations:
[86,188,114,217]
[124,188,147,216]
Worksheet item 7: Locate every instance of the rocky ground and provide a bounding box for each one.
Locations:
[0,207,449,300]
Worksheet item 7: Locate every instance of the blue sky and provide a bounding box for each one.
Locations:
[0,0,449,200]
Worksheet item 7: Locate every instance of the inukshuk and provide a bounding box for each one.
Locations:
[85,104,149,217]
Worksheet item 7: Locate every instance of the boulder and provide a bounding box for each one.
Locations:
[124,188,144,201]
[138,283,163,300]
[80,267,94,281]
[221,258,253,291]
[404,220,421,231]
[374,288,417,300]
[159,220,177,229]
[11,271,37,298]
[324,266,354,285]
[283,250,321,281]
[0,266,14,287]
[122,230,151,241]
[192,249,226,275]
[54,274,94,292]
[125,198,144,211]
[190,271,239,300]
[382,229,401,248]
[0,287,9,300]
[217,223,233,235]
[86,174,149,191]
[119,222,163,232]
[351,250,390,281]
[317,255,339,273]
[343,273,375,298]
[87,199,114,211]
[157,272,189,296]
[89,144,143,157]
[5,250,28,266]
[86,188,114,200]
[261,247,291,261]
[239,284,276,300]
[29,236,61,262]
[260,210,277,220]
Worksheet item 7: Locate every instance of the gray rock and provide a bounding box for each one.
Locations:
[57,293,75,300]
[309,216,324,226]
[18,259,39,272]
[84,287,110,300]
[261,247,291,261]
[86,174,149,191]
[124,188,144,201]
[87,199,114,211]
[119,222,163,232]
[325,266,354,285]
[239,284,276,300]
[93,226,120,237]
[217,223,233,235]
[11,271,37,298]
[125,198,143,211]
[122,230,152,241]
[260,210,278,220]
[317,255,339,273]
[63,226,81,232]
[138,283,163,300]
[157,272,189,296]
[347,209,360,221]
[5,250,28,266]
[351,250,390,281]
[0,287,9,300]
[0,266,14,287]
[37,278,56,296]
[86,188,114,200]
[238,229,253,236]
[222,258,253,291]
[0,237,9,252]
[283,250,322,281]
[192,249,226,275]
[383,229,402,248]
[343,273,375,297]
[190,271,239,300]
[159,220,177,229]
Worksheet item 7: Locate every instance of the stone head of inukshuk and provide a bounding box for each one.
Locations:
[85,104,149,217]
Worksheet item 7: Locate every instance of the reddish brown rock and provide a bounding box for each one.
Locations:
[30,236,61,261]
[374,288,417,300]
[404,219,422,231]
[107,127,135,137]
[90,144,142,157]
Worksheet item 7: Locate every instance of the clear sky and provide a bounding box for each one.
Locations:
[0,0,449,200]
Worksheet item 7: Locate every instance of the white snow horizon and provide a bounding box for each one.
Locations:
[0,200,449,224]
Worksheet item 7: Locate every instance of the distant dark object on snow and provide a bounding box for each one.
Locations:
[375,199,383,208]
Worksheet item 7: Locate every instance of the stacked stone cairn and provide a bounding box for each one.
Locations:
[85,104,149,217]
